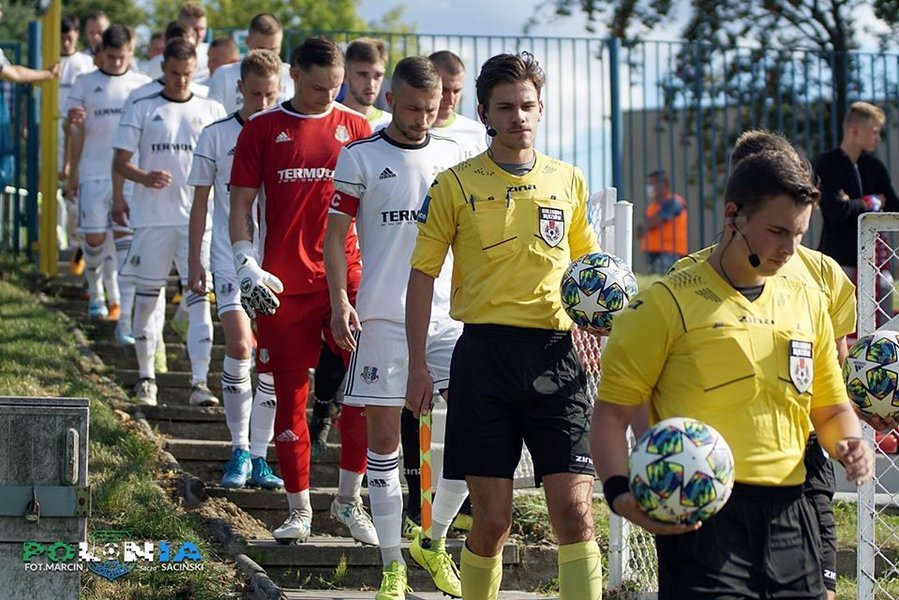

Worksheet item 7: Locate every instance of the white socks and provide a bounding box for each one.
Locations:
[287,489,312,519]
[133,288,162,379]
[432,474,470,540]
[114,234,134,335]
[367,449,404,567]
[184,290,212,385]
[83,242,104,301]
[222,355,252,449]
[337,468,364,504]
[250,372,276,458]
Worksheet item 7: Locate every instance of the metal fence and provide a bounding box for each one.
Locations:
[240,30,899,274]
[0,42,26,254]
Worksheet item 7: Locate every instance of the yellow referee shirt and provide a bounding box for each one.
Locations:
[671,244,857,338]
[411,151,599,329]
[600,260,850,486]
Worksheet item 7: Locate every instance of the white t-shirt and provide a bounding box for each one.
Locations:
[207,61,294,114]
[433,112,487,159]
[113,92,225,228]
[187,111,256,274]
[138,55,162,79]
[59,52,96,169]
[65,68,152,180]
[330,130,465,323]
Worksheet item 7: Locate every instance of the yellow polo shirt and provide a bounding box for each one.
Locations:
[411,151,599,329]
[600,260,850,486]
[670,244,857,338]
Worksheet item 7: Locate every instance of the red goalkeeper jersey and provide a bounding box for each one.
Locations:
[230,100,370,295]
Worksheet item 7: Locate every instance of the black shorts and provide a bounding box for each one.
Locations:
[443,324,594,482]
[656,483,826,600]
[802,435,837,591]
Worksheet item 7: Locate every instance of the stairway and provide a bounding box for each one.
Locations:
[44,262,558,598]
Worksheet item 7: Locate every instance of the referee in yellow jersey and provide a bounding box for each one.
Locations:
[594,141,874,599]
[405,52,602,600]
[669,130,859,600]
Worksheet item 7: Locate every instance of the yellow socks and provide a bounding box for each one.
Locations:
[461,543,503,600]
[559,540,603,599]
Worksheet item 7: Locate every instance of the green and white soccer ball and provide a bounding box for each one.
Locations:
[629,417,736,524]
[560,252,638,331]
[843,330,899,419]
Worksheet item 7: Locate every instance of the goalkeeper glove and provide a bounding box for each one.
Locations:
[232,240,284,319]
[863,194,883,212]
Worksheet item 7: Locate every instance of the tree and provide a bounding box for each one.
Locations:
[149,0,409,34]
[535,0,899,118]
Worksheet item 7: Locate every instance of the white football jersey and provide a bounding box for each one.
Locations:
[59,52,96,169]
[187,112,258,274]
[207,61,294,114]
[331,130,465,323]
[193,41,210,84]
[113,92,226,227]
[433,112,487,159]
[65,68,152,180]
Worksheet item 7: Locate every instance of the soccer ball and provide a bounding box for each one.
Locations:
[843,330,899,419]
[629,417,735,524]
[560,252,638,330]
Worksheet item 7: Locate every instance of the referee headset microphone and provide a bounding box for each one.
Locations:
[482,110,497,137]
[728,211,762,268]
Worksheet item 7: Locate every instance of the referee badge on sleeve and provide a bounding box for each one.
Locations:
[789,339,813,393]
[538,206,565,247]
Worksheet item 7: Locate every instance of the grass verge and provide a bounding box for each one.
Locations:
[0,254,240,599]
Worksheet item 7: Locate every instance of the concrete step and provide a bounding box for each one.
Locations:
[95,341,228,369]
[245,537,527,592]
[166,439,340,486]
[207,486,391,536]
[283,593,554,599]
[118,370,224,390]
[124,403,340,443]
[83,318,225,345]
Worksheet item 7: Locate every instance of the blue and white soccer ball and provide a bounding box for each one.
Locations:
[629,417,735,524]
[560,252,638,331]
[843,330,899,420]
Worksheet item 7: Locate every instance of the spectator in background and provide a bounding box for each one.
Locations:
[639,169,687,275]
[207,37,239,76]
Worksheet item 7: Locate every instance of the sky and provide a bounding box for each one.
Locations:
[357,0,889,49]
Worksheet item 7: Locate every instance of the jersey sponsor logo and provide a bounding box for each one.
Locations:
[380,209,418,225]
[277,167,334,183]
[151,142,193,152]
[537,206,565,247]
[474,166,495,176]
[739,315,774,325]
[789,339,813,393]
[152,114,164,122]
[275,130,291,143]
[227,146,236,156]
[334,124,350,142]
[416,195,431,223]
[360,366,379,384]
[93,86,103,93]
[378,166,397,180]
[93,107,124,117]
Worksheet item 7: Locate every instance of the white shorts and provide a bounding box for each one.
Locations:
[212,271,242,317]
[344,318,462,408]
[77,179,112,234]
[120,225,210,290]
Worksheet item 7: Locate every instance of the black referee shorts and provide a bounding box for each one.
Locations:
[802,434,837,592]
[443,323,594,482]
[656,483,826,599]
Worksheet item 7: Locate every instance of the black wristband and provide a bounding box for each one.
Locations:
[603,475,630,515]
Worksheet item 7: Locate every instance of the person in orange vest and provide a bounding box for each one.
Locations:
[639,170,688,274]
